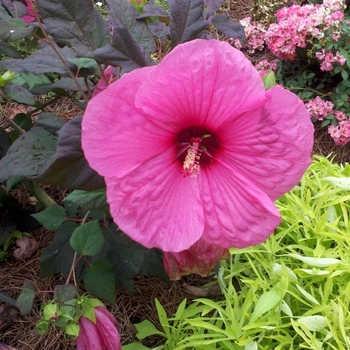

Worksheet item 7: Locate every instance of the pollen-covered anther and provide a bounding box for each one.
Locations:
[182,138,202,177]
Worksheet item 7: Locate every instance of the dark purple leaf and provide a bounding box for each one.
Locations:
[94,26,155,73]
[31,77,93,95]
[203,0,223,20]
[0,128,11,160]
[36,0,110,57]
[169,0,208,47]
[212,15,246,46]
[0,45,77,75]
[0,127,57,183]
[36,115,106,191]
[106,0,157,54]
[0,40,21,58]
[136,3,170,19]
[40,221,80,279]
[148,21,171,39]
[54,284,77,304]
[3,85,37,105]
[16,280,35,315]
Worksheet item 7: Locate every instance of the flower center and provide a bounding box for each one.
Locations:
[174,127,220,177]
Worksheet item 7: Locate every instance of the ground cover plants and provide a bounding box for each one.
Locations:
[0,0,350,349]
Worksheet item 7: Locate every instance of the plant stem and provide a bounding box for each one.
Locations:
[31,182,56,208]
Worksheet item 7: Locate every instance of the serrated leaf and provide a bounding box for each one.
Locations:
[3,84,37,105]
[36,0,110,57]
[64,189,107,210]
[35,115,105,191]
[54,284,78,304]
[84,259,115,303]
[16,279,35,315]
[0,127,57,182]
[169,0,207,47]
[32,204,67,230]
[212,15,246,46]
[70,221,105,256]
[94,26,155,73]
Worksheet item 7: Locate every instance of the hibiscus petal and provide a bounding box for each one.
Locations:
[216,86,313,200]
[163,240,230,280]
[199,162,282,248]
[135,39,266,131]
[105,148,204,252]
[82,66,171,179]
[94,307,121,350]
[76,316,102,350]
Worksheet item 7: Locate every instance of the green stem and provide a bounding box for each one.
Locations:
[31,182,56,208]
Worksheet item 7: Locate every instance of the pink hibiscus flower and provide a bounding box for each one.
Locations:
[82,40,313,261]
[76,306,121,350]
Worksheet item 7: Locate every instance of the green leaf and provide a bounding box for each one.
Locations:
[341,69,349,81]
[65,323,80,338]
[122,343,154,350]
[67,57,99,70]
[32,204,67,230]
[84,259,115,304]
[36,0,110,57]
[297,315,328,331]
[261,71,277,90]
[289,253,343,267]
[0,127,57,182]
[63,188,107,210]
[16,280,35,315]
[70,221,105,256]
[322,176,350,190]
[249,283,282,324]
[135,319,166,340]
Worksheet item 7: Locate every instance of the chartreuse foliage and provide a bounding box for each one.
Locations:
[127,156,350,350]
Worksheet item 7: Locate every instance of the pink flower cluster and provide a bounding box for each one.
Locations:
[305,96,334,121]
[315,49,346,71]
[264,0,345,60]
[329,120,350,146]
[305,96,350,146]
[255,59,278,77]
[236,17,266,54]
